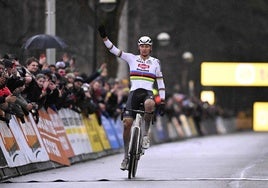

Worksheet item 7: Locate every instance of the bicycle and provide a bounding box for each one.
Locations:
[121,105,154,179]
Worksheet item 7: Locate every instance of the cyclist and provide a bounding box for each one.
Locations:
[98,25,166,170]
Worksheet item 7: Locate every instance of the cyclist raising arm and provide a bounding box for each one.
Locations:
[98,25,165,170]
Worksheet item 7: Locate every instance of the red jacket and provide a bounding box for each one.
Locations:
[0,86,11,97]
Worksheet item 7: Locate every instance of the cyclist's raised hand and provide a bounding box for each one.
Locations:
[98,25,107,38]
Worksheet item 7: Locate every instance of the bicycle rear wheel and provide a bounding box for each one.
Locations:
[128,127,139,179]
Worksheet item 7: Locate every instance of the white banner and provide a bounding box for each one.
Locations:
[0,120,28,167]
[9,115,49,163]
[58,108,92,155]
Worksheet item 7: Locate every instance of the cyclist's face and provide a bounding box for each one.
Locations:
[139,44,152,57]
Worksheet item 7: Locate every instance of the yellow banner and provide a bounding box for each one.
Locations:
[201,62,268,86]
[253,102,268,131]
[89,114,111,150]
[82,116,104,152]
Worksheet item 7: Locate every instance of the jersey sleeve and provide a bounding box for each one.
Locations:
[156,60,166,101]
[104,39,134,63]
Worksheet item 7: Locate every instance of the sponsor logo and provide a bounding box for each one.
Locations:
[138,63,150,69]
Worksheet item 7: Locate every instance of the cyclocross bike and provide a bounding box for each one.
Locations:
[122,105,154,179]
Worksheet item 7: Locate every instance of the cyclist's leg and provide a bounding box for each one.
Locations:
[122,117,133,158]
[121,91,135,170]
[144,98,155,135]
[120,117,133,170]
[142,98,155,149]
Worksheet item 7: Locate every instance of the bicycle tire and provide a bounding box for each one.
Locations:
[132,130,142,178]
[128,127,139,179]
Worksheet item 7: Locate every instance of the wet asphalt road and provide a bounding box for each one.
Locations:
[2,131,268,188]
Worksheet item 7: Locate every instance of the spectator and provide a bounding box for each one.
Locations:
[191,96,204,136]
[44,79,61,112]
[3,58,32,115]
[66,56,78,74]
[57,76,85,112]
[90,79,106,124]
[0,60,22,124]
[83,63,107,84]
[104,79,121,119]
[22,57,40,102]
[61,52,70,67]
[28,73,48,108]
[48,64,57,74]
[164,93,186,137]
[25,57,40,76]
[3,53,20,67]
[39,53,49,70]
[71,76,86,112]
[57,67,66,77]
[65,72,75,89]
[80,83,97,117]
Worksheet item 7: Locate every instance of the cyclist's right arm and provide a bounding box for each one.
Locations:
[98,25,134,62]
[103,38,133,62]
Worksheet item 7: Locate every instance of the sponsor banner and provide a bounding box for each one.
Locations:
[0,120,28,167]
[58,108,91,155]
[166,121,179,140]
[113,117,124,147]
[89,114,111,150]
[58,108,78,154]
[47,108,75,158]
[253,102,268,131]
[179,114,192,137]
[101,115,120,149]
[201,62,268,86]
[187,117,198,136]
[10,115,49,163]
[0,147,8,168]
[72,110,92,153]
[82,116,103,152]
[171,117,185,138]
[154,116,168,142]
[37,108,70,166]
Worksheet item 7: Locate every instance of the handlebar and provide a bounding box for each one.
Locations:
[120,108,155,121]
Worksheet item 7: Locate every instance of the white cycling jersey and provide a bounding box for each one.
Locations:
[104,39,165,100]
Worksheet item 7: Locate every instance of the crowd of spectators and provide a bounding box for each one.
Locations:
[0,52,130,126]
[165,92,223,136]
[0,52,219,134]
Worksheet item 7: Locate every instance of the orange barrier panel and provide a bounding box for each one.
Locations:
[37,108,70,166]
[47,108,75,158]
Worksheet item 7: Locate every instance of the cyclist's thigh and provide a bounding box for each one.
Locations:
[144,91,155,111]
[124,91,135,118]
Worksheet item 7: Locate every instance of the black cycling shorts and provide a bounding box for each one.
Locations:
[123,88,154,119]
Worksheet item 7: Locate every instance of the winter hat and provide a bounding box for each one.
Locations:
[55,61,66,69]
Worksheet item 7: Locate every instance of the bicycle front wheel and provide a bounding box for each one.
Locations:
[128,127,139,179]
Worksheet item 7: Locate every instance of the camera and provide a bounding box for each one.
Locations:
[31,102,38,112]
[31,102,39,124]
[82,83,90,92]
[83,87,88,92]
[17,66,26,77]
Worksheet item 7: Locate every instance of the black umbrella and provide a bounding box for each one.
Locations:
[23,34,68,50]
